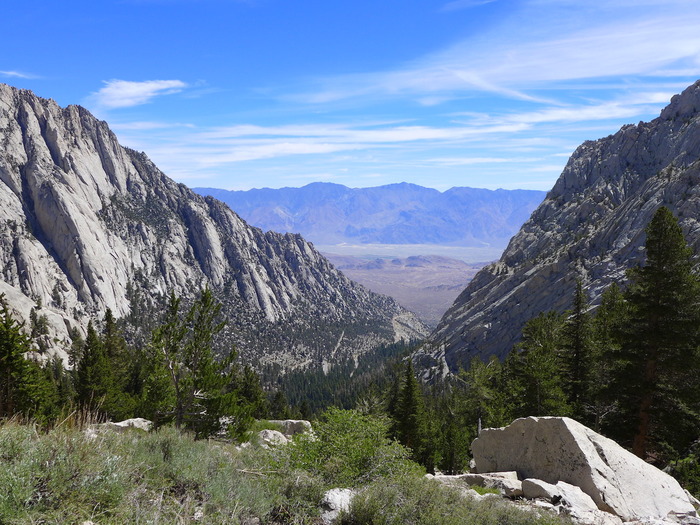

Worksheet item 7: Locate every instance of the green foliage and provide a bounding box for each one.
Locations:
[504,311,570,418]
[0,295,58,421]
[74,321,114,414]
[287,407,422,486]
[339,475,570,525]
[670,449,700,498]
[0,409,576,524]
[390,361,433,467]
[145,288,255,438]
[272,340,415,415]
[560,279,594,421]
[611,207,700,459]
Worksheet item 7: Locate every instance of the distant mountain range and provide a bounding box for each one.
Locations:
[193,183,546,249]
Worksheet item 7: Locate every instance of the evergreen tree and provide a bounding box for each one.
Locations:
[74,321,113,413]
[100,308,139,420]
[504,311,569,418]
[614,207,700,460]
[560,279,594,422]
[147,287,255,438]
[459,356,509,431]
[591,283,627,431]
[0,296,33,418]
[239,365,269,419]
[434,391,471,475]
[0,295,57,419]
[270,390,292,419]
[391,360,434,470]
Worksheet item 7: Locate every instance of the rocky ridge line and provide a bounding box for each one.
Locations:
[0,83,427,368]
[418,80,700,375]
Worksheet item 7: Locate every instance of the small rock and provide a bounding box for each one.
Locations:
[321,488,355,524]
[258,429,288,447]
[461,472,523,497]
[267,419,312,437]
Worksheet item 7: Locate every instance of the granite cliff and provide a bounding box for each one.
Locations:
[419,80,700,376]
[0,84,426,369]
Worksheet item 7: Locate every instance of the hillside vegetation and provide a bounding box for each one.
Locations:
[0,411,571,525]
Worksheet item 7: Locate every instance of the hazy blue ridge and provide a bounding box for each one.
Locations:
[193,183,546,248]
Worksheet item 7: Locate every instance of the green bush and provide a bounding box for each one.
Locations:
[285,407,423,486]
[339,475,571,525]
[671,452,700,498]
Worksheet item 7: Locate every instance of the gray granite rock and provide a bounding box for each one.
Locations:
[471,417,697,522]
[421,80,700,372]
[0,84,427,368]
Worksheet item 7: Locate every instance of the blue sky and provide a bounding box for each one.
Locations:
[4,0,700,191]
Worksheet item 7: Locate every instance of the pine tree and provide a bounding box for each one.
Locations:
[0,295,56,419]
[460,356,508,431]
[75,321,113,412]
[591,283,627,432]
[0,296,32,418]
[392,360,434,470]
[561,279,594,422]
[616,207,700,460]
[146,287,255,438]
[504,311,570,418]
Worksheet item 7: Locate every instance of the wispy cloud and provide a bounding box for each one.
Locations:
[111,121,196,131]
[292,2,700,105]
[0,70,39,79]
[88,79,188,109]
[440,0,497,12]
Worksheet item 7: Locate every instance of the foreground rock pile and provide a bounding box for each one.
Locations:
[433,417,699,525]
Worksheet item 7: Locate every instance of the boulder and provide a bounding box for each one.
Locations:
[268,419,312,437]
[85,418,153,438]
[104,418,153,432]
[471,417,697,521]
[258,429,288,447]
[522,479,598,511]
[321,488,355,524]
[461,471,523,497]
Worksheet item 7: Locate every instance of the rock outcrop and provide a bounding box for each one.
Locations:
[420,80,700,372]
[471,417,697,522]
[0,83,427,368]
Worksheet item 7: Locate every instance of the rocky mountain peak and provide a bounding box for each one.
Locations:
[417,80,700,376]
[0,83,427,368]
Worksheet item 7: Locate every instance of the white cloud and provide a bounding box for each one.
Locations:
[0,70,38,79]
[89,79,187,109]
[427,156,537,166]
[292,3,700,105]
[440,0,497,12]
[111,121,195,130]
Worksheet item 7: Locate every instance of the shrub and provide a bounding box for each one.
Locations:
[339,475,571,525]
[285,407,423,486]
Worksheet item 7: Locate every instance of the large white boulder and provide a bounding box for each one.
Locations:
[471,417,696,521]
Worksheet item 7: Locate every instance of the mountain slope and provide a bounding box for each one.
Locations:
[418,80,700,375]
[0,84,427,369]
[195,183,545,248]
